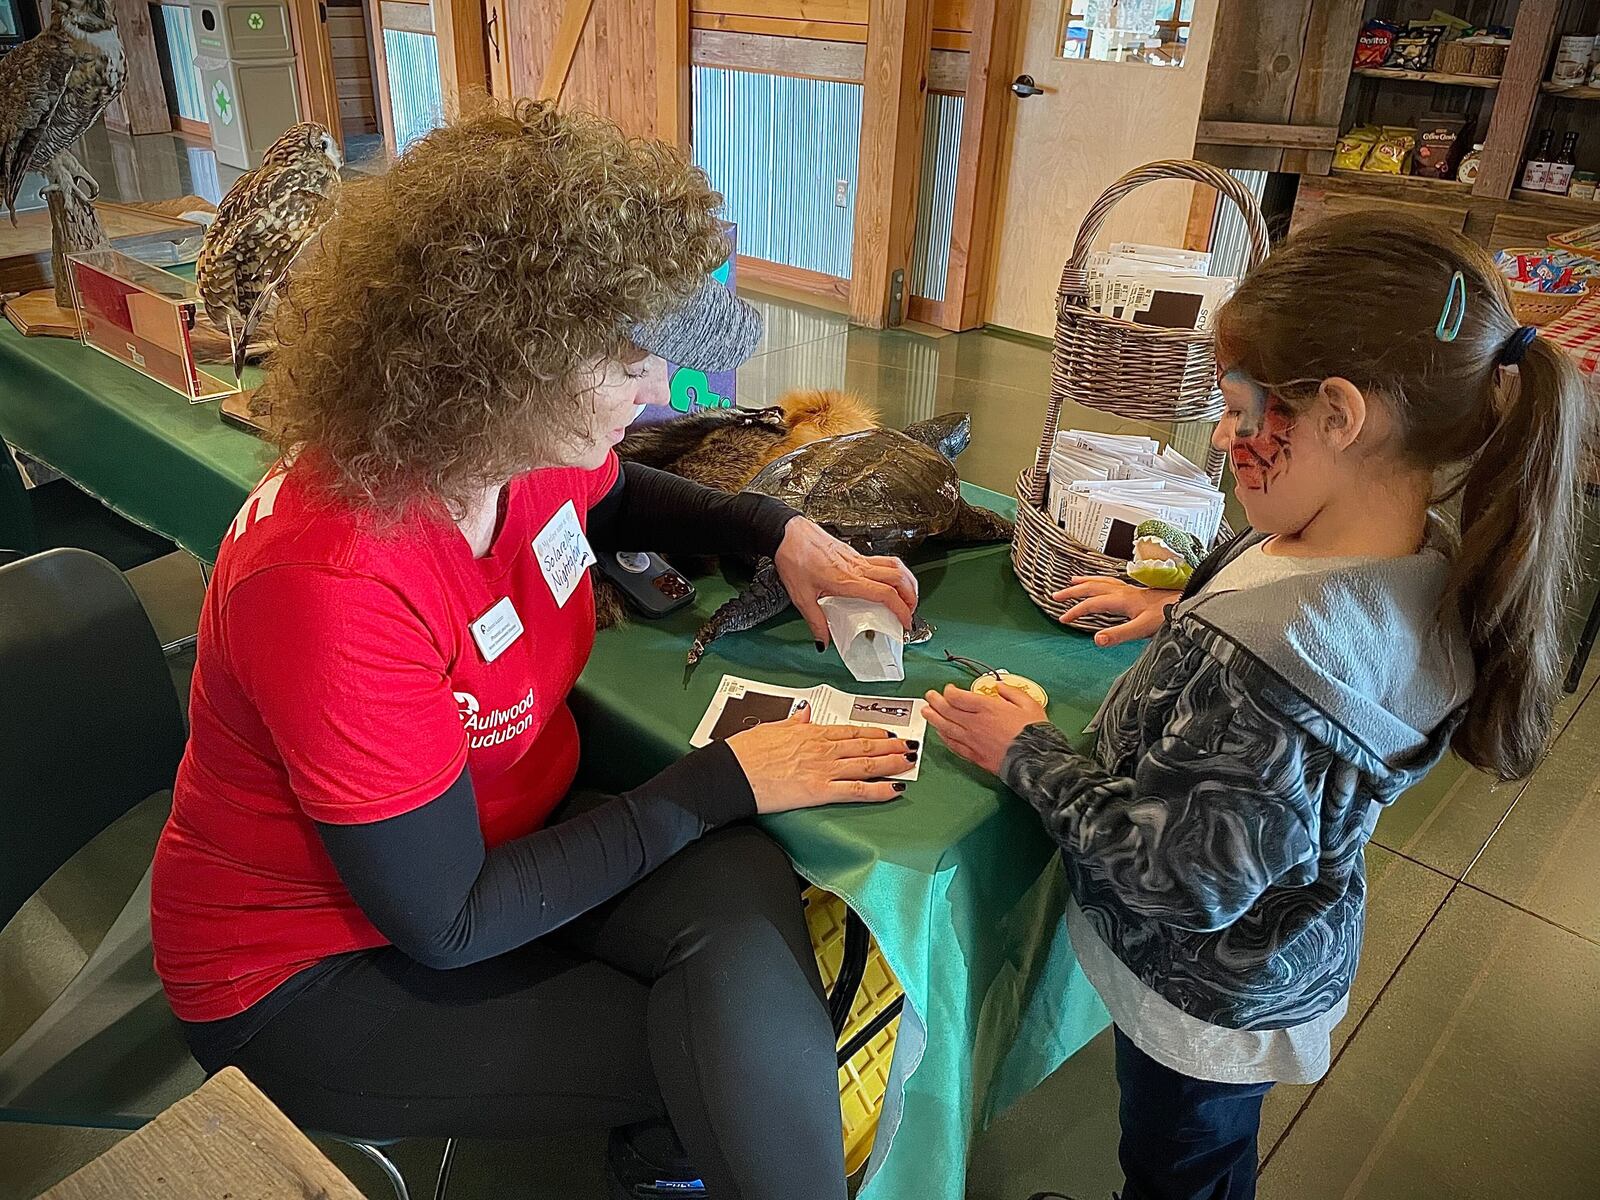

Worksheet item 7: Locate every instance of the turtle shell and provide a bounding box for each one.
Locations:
[745,428,962,551]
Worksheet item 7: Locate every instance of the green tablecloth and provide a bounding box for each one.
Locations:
[0,321,271,562]
[0,326,1141,1199]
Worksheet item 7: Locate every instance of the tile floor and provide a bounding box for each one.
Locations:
[4,128,1600,1200]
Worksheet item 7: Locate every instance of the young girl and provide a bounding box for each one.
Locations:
[924,211,1588,1200]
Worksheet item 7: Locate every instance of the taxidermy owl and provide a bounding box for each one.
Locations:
[0,0,126,223]
[196,122,342,379]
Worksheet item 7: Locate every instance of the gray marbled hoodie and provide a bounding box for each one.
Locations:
[1001,529,1474,1030]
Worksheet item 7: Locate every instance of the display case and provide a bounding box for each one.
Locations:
[66,249,239,403]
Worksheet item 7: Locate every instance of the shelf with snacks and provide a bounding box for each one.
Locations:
[1329,168,1474,192]
[1352,67,1501,88]
[1510,188,1600,212]
[1541,83,1600,101]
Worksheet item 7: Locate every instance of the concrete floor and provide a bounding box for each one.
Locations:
[4,127,1600,1200]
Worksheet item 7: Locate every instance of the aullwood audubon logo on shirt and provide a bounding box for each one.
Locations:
[453,687,537,750]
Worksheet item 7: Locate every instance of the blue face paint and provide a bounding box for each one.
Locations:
[1220,366,1270,439]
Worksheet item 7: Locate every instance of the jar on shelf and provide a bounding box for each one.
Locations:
[1457,143,1484,184]
[1572,171,1599,201]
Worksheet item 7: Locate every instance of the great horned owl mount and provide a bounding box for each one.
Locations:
[0,0,128,308]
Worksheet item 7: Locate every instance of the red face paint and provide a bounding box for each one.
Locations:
[1229,401,1296,493]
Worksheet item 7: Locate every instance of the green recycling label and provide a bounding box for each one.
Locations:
[247,10,264,28]
[211,80,235,125]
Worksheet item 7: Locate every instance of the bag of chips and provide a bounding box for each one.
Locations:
[1386,24,1446,70]
[1364,127,1416,174]
[1353,19,1400,67]
[1334,126,1381,170]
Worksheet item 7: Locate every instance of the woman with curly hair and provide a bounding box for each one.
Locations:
[149,102,918,1200]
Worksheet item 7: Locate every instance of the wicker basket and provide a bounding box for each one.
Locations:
[1510,283,1587,327]
[1013,158,1269,628]
[1433,38,1475,75]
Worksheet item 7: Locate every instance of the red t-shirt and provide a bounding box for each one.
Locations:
[151,453,619,1022]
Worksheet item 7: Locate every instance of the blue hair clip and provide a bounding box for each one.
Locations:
[1435,270,1467,343]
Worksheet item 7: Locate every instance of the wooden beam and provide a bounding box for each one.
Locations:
[689,12,969,50]
[1195,120,1336,150]
[538,0,601,102]
[656,0,692,146]
[484,0,514,99]
[433,0,490,121]
[849,0,934,328]
[363,0,398,158]
[380,1,433,35]
[737,254,851,304]
[938,0,1018,330]
[691,28,966,89]
[1279,0,1363,175]
[1184,185,1219,252]
[103,0,170,134]
[1475,0,1560,200]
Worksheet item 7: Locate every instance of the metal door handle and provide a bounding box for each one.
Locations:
[487,8,500,56]
[1011,74,1044,98]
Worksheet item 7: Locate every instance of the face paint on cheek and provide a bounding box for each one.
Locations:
[1229,402,1297,493]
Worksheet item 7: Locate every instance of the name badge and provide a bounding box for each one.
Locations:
[470,596,524,663]
[533,500,597,609]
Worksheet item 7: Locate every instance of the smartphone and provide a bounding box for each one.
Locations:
[596,550,697,618]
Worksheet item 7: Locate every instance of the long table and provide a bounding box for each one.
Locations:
[0,321,1139,1200]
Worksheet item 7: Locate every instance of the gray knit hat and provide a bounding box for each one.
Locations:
[631,274,764,371]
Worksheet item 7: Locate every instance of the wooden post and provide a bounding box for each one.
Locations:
[538,0,601,102]
[849,0,934,329]
[655,0,691,147]
[939,0,1020,331]
[102,0,171,135]
[434,0,490,120]
[1474,0,1561,200]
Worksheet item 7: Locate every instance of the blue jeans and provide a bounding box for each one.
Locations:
[1113,1028,1273,1200]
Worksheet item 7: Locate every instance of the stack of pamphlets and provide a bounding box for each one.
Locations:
[1084,242,1236,331]
[1048,430,1225,559]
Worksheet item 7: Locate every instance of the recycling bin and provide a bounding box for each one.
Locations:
[192,0,302,170]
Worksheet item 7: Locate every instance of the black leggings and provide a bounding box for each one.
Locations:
[212,823,846,1200]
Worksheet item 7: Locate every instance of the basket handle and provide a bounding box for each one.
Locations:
[1022,159,1269,510]
[1059,159,1270,298]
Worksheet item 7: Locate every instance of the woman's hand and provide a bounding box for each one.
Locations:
[1053,577,1178,648]
[923,684,1047,776]
[773,518,919,649]
[725,705,918,812]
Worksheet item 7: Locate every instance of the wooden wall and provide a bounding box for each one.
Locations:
[689,0,974,51]
[327,0,380,136]
[505,0,658,136]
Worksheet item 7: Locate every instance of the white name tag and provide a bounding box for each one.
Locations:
[470,595,524,663]
[533,500,597,609]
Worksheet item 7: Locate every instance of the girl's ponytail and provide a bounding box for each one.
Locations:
[1448,334,1587,780]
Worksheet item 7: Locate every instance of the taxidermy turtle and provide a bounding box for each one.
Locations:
[594,389,880,629]
[1126,518,1205,589]
[687,411,1014,670]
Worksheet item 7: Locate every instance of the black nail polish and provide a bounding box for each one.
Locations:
[905,739,920,750]
[892,782,907,793]
[815,641,826,652]
[906,752,919,763]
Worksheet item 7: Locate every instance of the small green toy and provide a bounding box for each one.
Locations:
[1127,519,1204,589]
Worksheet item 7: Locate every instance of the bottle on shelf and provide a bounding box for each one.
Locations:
[1547,132,1581,195]
[1457,143,1484,185]
[1521,129,1555,191]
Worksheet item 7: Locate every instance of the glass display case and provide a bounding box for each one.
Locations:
[66,249,239,403]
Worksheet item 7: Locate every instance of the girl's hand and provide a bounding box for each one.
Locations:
[774,518,919,649]
[1053,576,1178,647]
[923,684,1047,776]
[725,704,917,812]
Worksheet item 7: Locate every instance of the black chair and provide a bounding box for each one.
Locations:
[0,448,176,571]
[0,549,454,1200]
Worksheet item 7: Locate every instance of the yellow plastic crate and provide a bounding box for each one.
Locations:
[803,886,905,1176]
